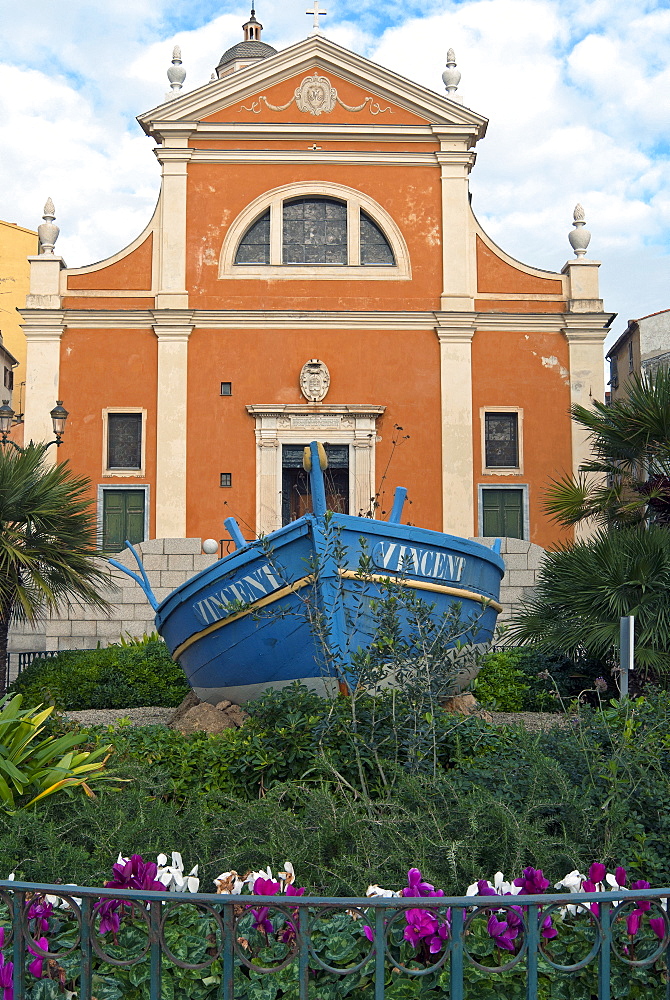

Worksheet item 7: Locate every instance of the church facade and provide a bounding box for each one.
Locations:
[21,14,613,553]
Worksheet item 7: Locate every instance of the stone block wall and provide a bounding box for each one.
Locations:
[9,536,545,654]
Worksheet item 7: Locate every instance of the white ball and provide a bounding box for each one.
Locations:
[202,538,219,555]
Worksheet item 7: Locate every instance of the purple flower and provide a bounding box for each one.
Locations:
[626,909,643,937]
[541,913,557,940]
[649,916,665,941]
[588,863,606,886]
[630,880,651,913]
[487,913,519,952]
[428,914,451,954]
[403,908,438,948]
[513,867,550,895]
[252,876,281,897]
[476,880,498,897]
[285,884,305,898]
[27,898,53,934]
[251,907,274,935]
[363,925,374,943]
[94,854,167,936]
[27,936,48,979]
[402,869,443,899]
[581,880,599,917]
[0,957,12,1000]
[615,867,627,887]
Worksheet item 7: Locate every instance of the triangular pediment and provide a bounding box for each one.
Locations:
[138,35,487,138]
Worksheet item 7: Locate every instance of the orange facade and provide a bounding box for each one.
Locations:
[22,30,612,553]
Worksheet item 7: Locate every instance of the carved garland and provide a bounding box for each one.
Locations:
[240,73,393,117]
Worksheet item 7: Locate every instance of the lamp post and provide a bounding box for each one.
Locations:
[0,399,69,451]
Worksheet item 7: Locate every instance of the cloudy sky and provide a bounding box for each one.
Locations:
[1,0,669,347]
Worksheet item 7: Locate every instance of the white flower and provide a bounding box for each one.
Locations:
[278,862,295,889]
[156,851,200,893]
[214,870,245,895]
[554,870,585,893]
[247,867,274,891]
[366,884,401,898]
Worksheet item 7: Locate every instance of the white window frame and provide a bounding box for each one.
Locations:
[480,406,524,476]
[478,484,530,541]
[102,407,147,478]
[219,181,411,281]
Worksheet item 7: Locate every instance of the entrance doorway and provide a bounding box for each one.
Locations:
[281,444,349,525]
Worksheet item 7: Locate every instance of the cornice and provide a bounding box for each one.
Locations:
[54,308,615,335]
[160,149,438,166]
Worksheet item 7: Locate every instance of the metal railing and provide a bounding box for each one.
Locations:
[1,880,668,999]
[4,650,65,694]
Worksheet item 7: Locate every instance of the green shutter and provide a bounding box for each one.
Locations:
[482,489,524,539]
[103,491,145,552]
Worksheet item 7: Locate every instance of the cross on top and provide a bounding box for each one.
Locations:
[306,1,327,32]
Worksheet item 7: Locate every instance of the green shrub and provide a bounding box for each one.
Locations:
[475,647,613,712]
[473,650,529,710]
[10,638,190,711]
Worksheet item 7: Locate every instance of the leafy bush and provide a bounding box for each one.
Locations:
[475,647,613,711]
[10,638,189,711]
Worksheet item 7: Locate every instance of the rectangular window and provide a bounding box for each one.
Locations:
[220,473,232,488]
[609,356,619,389]
[102,489,146,552]
[107,413,142,470]
[3,368,13,391]
[484,412,519,468]
[628,341,634,373]
[220,382,232,396]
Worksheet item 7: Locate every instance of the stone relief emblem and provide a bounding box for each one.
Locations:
[300,359,330,402]
[240,74,392,117]
[295,73,338,116]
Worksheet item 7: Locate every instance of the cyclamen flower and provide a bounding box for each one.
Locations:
[95,854,167,936]
[541,913,557,940]
[513,867,550,895]
[156,852,199,893]
[615,867,628,888]
[589,863,606,887]
[404,908,439,948]
[0,928,12,1000]
[627,909,644,937]
[402,869,444,899]
[649,916,666,941]
[27,898,53,934]
[630,881,652,913]
[487,913,519,952]
[27,937,49,980]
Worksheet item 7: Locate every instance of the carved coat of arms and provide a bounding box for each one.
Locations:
[300,359,330,402]
[294,74,337,116]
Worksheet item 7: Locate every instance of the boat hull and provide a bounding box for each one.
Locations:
[155,514,505,704]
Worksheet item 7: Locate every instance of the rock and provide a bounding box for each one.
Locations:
[222,703,248,728]
[169,689,201,726]
[172,702,238,735]
[473,710,493,724]
[215,700,232,712]
[442,692,478,715]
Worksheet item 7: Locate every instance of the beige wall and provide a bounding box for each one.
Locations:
[0,220,38,407]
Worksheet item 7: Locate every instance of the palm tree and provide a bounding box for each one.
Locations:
[544,367,670,529]
[0,444,110,691]
[505,526,670,678]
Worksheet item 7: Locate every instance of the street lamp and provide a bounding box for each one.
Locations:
[0,400,68,451]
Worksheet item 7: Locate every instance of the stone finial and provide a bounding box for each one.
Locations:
[37,198,60,255]
[568,203,591,257]
[442,48,461,96]
[167,45,186,95]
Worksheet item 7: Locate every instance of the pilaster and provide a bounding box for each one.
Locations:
[20,309,65,455]
[436,151,476,311]
[155,148,192,310]
[563,313,613,541]
[436,316,477,536]
[152,311,194,538]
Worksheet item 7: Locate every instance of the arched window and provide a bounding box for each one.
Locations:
[221,182,407,279]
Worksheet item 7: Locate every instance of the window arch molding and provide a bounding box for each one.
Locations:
[218,181,411,280]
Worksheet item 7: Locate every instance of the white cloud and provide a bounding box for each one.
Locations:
[0,0,668,341]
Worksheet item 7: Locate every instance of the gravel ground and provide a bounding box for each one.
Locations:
[63,706,570,731]
[63,707,175,728]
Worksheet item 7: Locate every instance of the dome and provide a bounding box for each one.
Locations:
[216,39,277,72]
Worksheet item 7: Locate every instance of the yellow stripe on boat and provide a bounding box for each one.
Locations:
[173,569,501,660]
[173,575,314,659]
[337,570,503,612]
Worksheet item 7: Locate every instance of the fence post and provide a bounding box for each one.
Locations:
[620,615,634,699]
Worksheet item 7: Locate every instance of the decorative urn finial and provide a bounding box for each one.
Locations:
[167,45,186,94]
[442,48,461,96]
[568,203,591,257]
[37,198,59,255]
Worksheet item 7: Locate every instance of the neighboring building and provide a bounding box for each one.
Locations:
[20,12,613,554]
[607,309,670,401]
[0,218,37,425]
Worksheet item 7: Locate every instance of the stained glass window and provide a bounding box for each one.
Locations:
[484,412,519,468]
[107,414,142,469]
[360,210,395,265]
[282,197,347,264]
[235,209,270,264]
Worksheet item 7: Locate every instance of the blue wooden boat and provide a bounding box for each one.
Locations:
[111,443,505,704]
